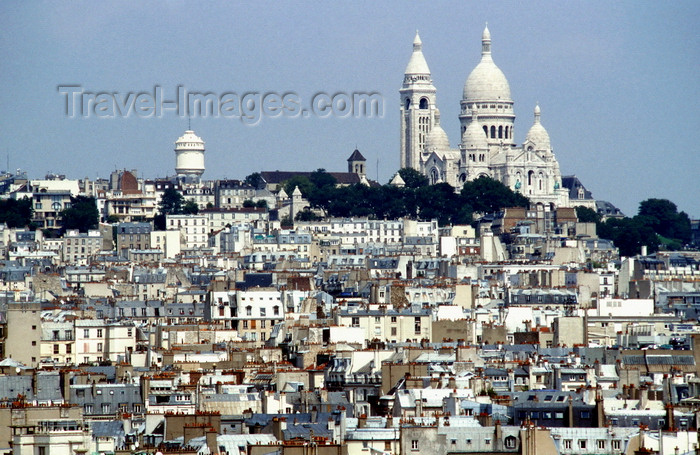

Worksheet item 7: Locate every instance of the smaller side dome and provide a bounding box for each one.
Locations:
[424,110,450,151]
[525,104,551,151]
[462,108,489,150]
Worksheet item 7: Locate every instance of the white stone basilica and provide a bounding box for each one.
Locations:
[400,26,570,208]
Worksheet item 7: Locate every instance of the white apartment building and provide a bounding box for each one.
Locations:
[74,319,136,364]
[166,214,207,249]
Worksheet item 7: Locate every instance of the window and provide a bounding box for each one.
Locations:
[504,436,517,449]
[54,344,60,354]
[84,404,93,413]
[597,440,606,450]
[31,340,36,346]
[579,440,587,449]
[97,343,103,352]
[485,438,491,445]
[563,440,572,449]
[411,440,419,451]
[66,344,71,354]
[246,306,252,316]
[260,308,266,317]
[612,440,621,450]
[102,403,111,414]
[97,329,103,338]
[352,317,360,328]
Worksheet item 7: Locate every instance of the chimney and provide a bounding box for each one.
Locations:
[494,420,503,451]
[60,369,72,402]
[638,386,648,410]
[272,417,287,440]
[206,429,218,455]
[665,404,674,431]
[358,414,367,428]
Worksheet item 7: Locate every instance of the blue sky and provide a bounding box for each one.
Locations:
[1,1,698,217]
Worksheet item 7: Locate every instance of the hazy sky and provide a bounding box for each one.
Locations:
[1,1,698,217]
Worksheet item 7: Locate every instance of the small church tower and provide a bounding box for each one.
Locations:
[347,149,366,177]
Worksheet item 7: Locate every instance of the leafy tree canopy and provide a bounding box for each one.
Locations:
[460,176,529,213]
[159,188,184,215]
[61,195,99,232]
[0,197,33,229]
[397,168,429,189]
[575,206,600,224]
[244,172,264,189]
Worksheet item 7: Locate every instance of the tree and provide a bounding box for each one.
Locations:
[242,199,255,208]
[309,168,337,189]
[638,198,691,243]
[182,200,199,215]
[397,168,429,188]
[244,172,264,189]
[575,206,600,223]
[61,196,99,232]
[461,176,529,213]
[283,175,315,199]
[0,197,33,228]
[159,188,184,215]
[255,199,268,209]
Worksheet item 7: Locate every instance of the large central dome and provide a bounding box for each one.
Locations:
[462,25,512,103]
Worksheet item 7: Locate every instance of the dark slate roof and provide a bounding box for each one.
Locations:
[283,422,333,440]
[561,175,593,200]
[347,149,366,162]
[91,420,125,437]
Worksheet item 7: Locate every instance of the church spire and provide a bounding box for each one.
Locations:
[404,31,431,76]
[482,24,491,56]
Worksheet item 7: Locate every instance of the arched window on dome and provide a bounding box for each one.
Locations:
[405,98,411,110]
[498,126,503,139]
[490,126,496,138]
[419,98,429,109]
[459,173,467,183]
[483,125,488,137]
[528,170,534,186]
[505,126,510,139]
[539,172,544,192]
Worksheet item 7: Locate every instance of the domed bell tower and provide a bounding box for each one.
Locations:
[400,32,437,171]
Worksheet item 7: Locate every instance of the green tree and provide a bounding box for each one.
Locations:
[308,168,337,189]
[575,206,600,223]
[638,198,691,243]
[242,199,255,208]
[283,175,314,198]
[295,208,322,221]
[255,199,268,209]
[159,188,184,215]
[244,172,264,189]
[397,168,429,189]
[598,217,659,257]
[61,196,99,232]
[460,176,529,213]
[0,197,33,228]
[182,200,199,214]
